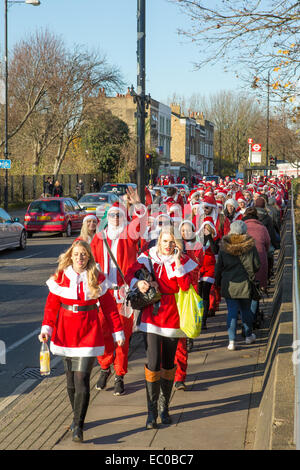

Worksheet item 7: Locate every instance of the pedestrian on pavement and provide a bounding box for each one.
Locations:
[214,220,261,351]
[91,177,100,193]
[43,177,53,197]
[76,179,85,200]
[76,214,98,244]
[125,227,198,429]
[243,207,270,328]
[53,180,63,197]
[198,217,220,330]
[90,188,147,396]
[38,240,124,443]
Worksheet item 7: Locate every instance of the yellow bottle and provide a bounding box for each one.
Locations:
[40,340,50,376]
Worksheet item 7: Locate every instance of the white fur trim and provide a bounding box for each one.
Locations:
[41,325,53,337]
[200,276,215,283]
[112,330,125,343]
[138,322,185,338]
[133,203,147,218]
[50,342,104,357]
[174,258,198,277]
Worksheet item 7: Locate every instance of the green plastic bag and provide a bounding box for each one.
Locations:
[175,285,204,338]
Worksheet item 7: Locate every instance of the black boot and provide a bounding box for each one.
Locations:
[72,392,90,442]
[145,366,160,429]
[159,367,176,425]
[202,299,209,330]
[67,386,75,431]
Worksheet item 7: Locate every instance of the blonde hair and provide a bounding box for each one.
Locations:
[79,219,96,243]
[53,240,101,298]
[157,227,183,255]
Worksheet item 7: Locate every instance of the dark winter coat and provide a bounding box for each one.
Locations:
[244,218,270,288]
[256,207,280,250]
[215,233,261,299]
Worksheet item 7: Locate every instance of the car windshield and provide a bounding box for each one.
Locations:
[101,184,127,195]
[79,195,109,203]
[28,200,61,213]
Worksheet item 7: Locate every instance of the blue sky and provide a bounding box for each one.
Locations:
[1,0,241,105]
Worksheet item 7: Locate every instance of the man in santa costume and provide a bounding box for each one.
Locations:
[197,194,230,238]
[90,188,147,396]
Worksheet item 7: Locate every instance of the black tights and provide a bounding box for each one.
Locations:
[146,333,179,372]
[66,370,91,396]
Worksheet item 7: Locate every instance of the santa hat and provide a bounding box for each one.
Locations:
[179,219,196,232]
[83,214,98,224]
[203,195,217,208]
[188,189,200,202]
[237,194,246,203]
[198,216,217,237]
[107,201,126,218]
[224,198,238,210]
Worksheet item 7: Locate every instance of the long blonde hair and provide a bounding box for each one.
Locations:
[79,219,96,243]
[157,227,183,255]
[53,240,101,298]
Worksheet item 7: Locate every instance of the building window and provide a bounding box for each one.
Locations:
[159,116,165,133]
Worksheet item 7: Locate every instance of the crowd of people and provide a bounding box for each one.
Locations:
[38,173,290,442]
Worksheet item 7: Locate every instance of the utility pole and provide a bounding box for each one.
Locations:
[131,0,150,204]
[266,70,270,176]
[4,0,9,211]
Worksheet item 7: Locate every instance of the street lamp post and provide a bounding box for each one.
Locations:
[3,0,40,211]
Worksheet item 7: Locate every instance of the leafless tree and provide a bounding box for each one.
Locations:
[170,0,300,102]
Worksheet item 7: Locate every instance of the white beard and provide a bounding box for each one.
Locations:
[106,222,125,240]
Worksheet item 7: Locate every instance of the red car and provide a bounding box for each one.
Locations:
[24,197,86,237]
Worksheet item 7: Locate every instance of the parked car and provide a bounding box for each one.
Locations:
[204,175,220,184]
[100,183,137,196]
[150,186,168,197]
[24,197,86,237]
[0,207,27,251]
[167,184,190,193]
[78,192,120,218]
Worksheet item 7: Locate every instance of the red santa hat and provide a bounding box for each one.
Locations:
[203,194,217,208]
[107,201,127,218]
[198,216,217,237]
[224,198,238,210]
[237,194,246,203]
[83,214,98,224]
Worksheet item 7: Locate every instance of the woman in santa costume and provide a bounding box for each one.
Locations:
[173,220,203,391]
[90,188,147,396]
[198,216,220,329]
[38,240,124,443]
[76,214,98,243]
[125,227,198,429]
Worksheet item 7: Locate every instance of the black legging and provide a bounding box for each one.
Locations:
[146,333,179,372]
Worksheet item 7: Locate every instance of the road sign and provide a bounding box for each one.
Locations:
[251,143,261,152]
[248,138,253,144]
[0,159,11,169]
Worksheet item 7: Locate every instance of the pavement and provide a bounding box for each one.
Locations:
[0,208,295,453]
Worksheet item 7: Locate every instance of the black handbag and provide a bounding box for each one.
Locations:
[126,256,161,311]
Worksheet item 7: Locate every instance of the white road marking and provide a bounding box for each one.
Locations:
[16,251,44,261]
[6,328,41,354]
[0,356,62,413]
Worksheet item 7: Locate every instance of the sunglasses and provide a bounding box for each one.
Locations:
[108,212,120,218]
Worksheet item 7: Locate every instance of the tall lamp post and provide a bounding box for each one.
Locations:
[3,0,40,211]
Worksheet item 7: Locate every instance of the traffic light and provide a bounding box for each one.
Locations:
[269,155,276,167]
[145,153,152,162]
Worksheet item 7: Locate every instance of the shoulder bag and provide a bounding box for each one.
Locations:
[126,254,161,312]
[239,255,262,301]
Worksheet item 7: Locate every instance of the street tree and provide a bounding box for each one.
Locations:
[171,0,300,103]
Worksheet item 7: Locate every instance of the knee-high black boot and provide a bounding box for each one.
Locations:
[159,367,176,425]
[145,365,160,429]
[72,392,90,442]
[67,386,75,431]
[202,299,210,329]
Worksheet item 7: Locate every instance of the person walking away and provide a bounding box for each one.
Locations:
[44,177,53,197]
[53,180,63,197]
[38,240,124,442]
[125,227,198,429]
[243,207,270,328]
[214,220,261,351]
[90,187,147,396]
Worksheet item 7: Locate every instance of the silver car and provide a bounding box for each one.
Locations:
[78,192,120,218]
[0,207,27,251]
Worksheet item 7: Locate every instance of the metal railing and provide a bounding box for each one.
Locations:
[291,184,300,449]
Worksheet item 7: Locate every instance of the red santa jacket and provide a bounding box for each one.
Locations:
[41,266,124,357]
[125,247,198,338]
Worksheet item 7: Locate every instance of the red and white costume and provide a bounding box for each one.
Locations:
[41,266,124,357]
[125,247,198,338]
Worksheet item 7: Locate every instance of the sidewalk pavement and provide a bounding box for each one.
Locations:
[0,289,275,451]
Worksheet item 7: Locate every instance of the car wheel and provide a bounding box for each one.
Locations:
[18,230,27,250]
[63,223,72,238]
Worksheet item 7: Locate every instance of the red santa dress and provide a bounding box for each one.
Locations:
[41,266,124,357]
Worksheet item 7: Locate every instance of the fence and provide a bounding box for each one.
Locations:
[0,172,109,206]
